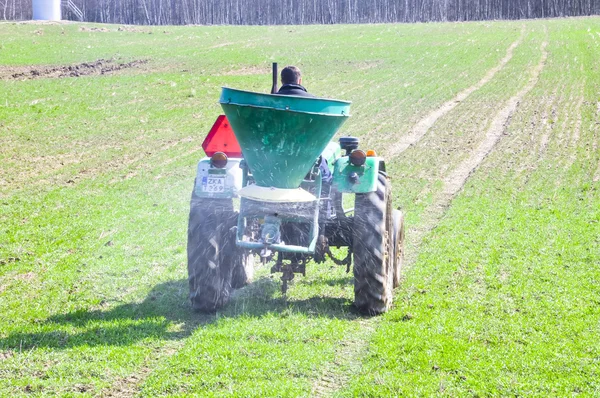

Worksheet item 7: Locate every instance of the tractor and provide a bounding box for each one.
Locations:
[187,69,405,315]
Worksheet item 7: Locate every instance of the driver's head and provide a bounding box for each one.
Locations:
[281,65,302,85]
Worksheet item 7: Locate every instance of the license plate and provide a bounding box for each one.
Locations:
[202,175,226,193]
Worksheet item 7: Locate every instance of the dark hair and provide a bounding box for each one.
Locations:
[281,66,301,85]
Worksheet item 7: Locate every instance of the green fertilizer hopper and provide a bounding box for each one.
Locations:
[220,87,350,189]
[187,66,405,315]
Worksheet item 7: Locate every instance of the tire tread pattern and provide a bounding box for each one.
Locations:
[352,173,393,315]
[187,199,236,312]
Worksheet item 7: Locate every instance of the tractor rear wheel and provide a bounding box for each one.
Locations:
[392,209,405,288]
[187,198,237,312]
[352,173,394,315]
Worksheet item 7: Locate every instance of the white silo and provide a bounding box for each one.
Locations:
[32,0,61,21]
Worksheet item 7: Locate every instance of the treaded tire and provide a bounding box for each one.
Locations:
[187,198,237,312]
[231,250,254,289]
[392,209,405,288]
[352,173,394,315]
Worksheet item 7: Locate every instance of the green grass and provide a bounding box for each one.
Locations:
[1,18,599,396]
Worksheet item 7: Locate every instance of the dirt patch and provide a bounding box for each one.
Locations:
[101,341,188,397]
[0,58,148,81]
[117,26,152,33]
[211,41,234,48]
[103,369,149,397]
[79,26,110,32]
[0,256,20,266]
[14,272,36,281]
[352,60,384,71]
[593,147,600,182]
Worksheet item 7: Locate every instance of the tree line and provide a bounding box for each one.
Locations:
[3,0,600,25]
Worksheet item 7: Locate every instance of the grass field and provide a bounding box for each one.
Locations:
[1,17,599,397]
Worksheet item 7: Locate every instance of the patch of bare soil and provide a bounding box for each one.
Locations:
[102,368,150,397]
[387,26,526,158]
[0,58,148,81]
[210,41,234,48]
[117,26,152,33]
[14,271,36,281]
[351,60,384,71]
[79,26,110,32]
[101,342,188,396]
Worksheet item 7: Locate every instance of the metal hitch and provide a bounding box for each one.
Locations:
[271,257,306,295]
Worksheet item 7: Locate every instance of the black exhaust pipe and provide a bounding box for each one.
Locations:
[271,62,278,94]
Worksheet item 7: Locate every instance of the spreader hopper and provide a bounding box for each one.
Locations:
[219,87,351,190]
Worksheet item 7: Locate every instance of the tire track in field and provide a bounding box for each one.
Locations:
[511,82,556,183]
[102,350,174,397]
[537,86,561,156]
[593,96,600,182]
[565,81,585,170]
[594,103,600,182]
[100,316,212,397]
[311,319,376,397]
[387,26,525,158]
[312,27,534,398]
[410,35,549,251]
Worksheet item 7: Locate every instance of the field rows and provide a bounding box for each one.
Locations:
[1,18,599,396]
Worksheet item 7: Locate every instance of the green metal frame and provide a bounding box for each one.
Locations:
[332,156,384,193]
[320,141,342,168]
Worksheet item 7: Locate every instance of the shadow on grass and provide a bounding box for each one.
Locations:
[0,275,360,351]
[296,274,354,287]
[228,275,358,319]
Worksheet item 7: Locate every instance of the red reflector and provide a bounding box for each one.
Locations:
[202,115,242,157]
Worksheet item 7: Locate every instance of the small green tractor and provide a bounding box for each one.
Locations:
[187,79,404,315]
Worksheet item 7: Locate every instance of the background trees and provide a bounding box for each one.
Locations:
[4,0,600,25]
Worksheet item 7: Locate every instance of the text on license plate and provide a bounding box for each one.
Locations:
[202,176,225,192]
